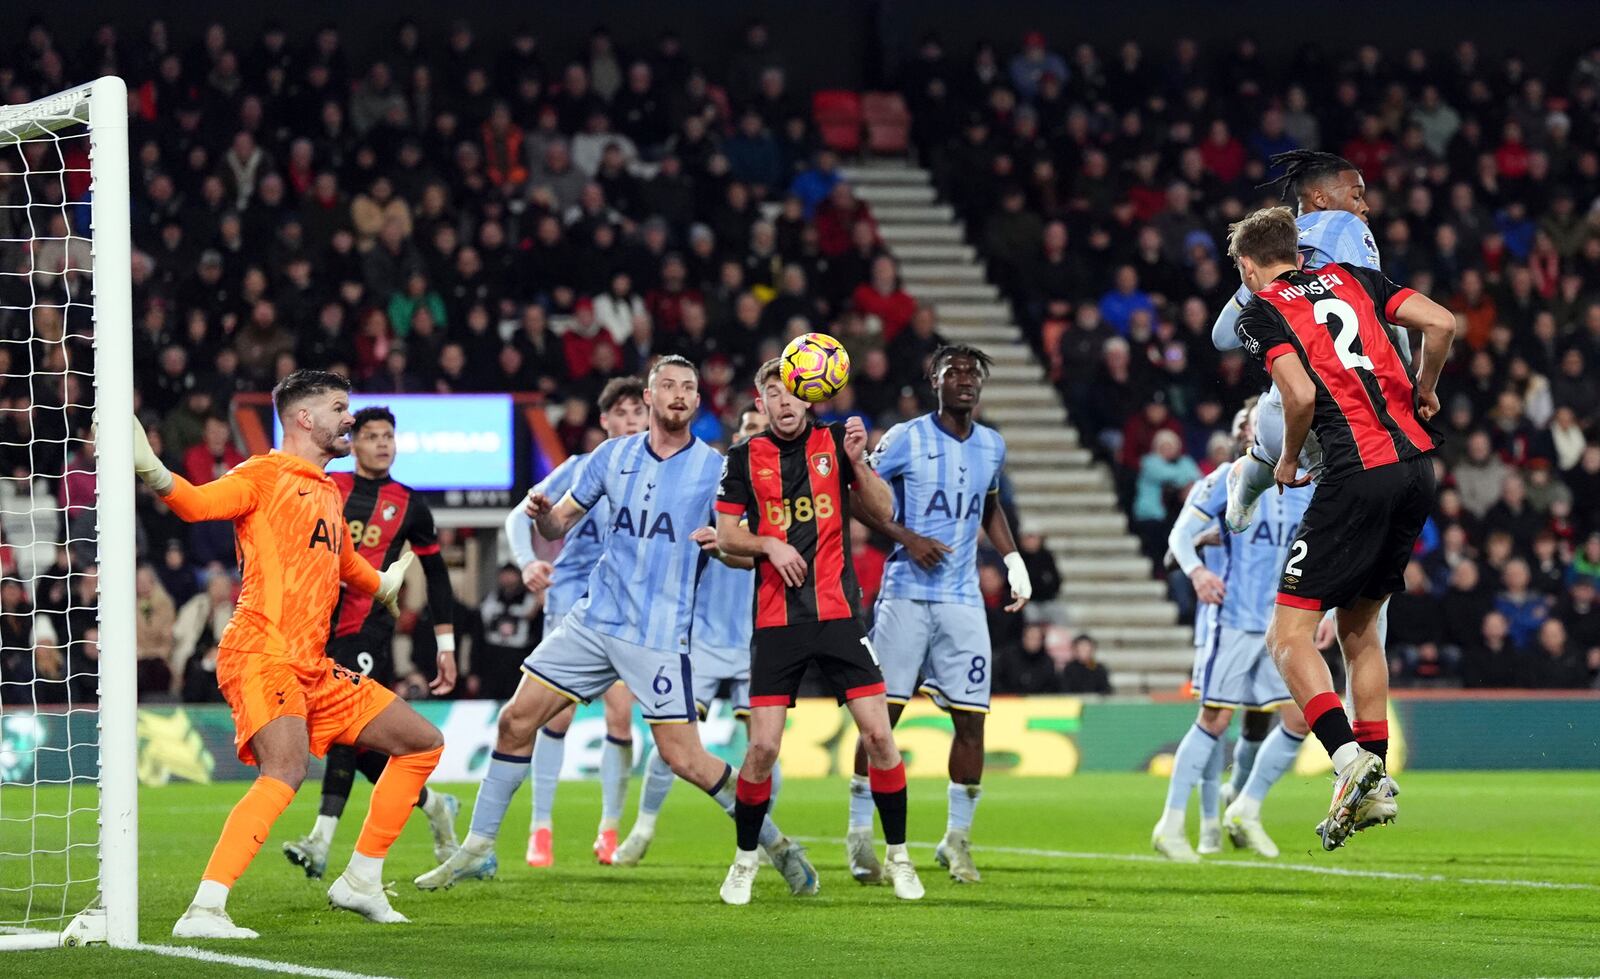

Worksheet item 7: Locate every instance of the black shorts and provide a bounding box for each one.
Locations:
[750,617,884,708]
[327,631,397,689]
[1277,455,1436,612]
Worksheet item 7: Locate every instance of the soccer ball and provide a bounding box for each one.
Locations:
[780,333,852,403]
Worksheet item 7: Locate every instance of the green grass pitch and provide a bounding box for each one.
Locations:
[9,771,1598,977]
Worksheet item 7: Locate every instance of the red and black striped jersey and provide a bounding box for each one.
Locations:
[327,471,441,638]
[1235,263,1438,483]
[716,423,860,629]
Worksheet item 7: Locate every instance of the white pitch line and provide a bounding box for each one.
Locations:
[129,943,402,979]
[793,837,1600,892]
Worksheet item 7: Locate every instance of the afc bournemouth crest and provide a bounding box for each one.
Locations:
[811,452,833,477]
[381,503,398,522]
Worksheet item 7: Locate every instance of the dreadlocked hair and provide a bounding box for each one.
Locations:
[929,343,994,379]
[1258,150,1359,202]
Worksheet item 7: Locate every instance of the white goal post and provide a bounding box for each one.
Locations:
[0,77,137,950]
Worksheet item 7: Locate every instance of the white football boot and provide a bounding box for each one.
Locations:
[719,853,759,906]
[846,828,884,884]
[885,850,925,901]
[328,873,408,924]
[1151,824,1201,863]
[612,826,653,867]
[282,834,330,880]
[935,829,981,883]
[421,791,461,865]
[413,841,498,890]
[1316,749,1386,851]
[172,904,259,940]
[1222,803,1280,858]
[766,837,820,896]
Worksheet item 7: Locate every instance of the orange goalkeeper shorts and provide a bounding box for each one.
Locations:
[217,649,397,766]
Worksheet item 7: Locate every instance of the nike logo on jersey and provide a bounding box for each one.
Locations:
[926,452,943,459]
[620,468,641,475]
[298,489,312,496]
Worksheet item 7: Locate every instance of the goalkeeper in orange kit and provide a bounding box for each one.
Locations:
[132,370,446,938]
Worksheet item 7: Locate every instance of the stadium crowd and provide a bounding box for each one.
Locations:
[0,18,1595,703]
[0,17,1070,704]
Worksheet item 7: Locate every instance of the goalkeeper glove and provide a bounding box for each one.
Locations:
[131,416,174,495]
[1002,551,1033,605]
[374,551,415,618]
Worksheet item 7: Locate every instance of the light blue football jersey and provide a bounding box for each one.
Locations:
[565,433,727,650]
[1196,466,1314,634]
[1293,208,1382,275]
[534,453,609,619]
[1218,210,1383,349]
[692,546,755,654]
[1180,464,1231,648]
[872,413,1006,607]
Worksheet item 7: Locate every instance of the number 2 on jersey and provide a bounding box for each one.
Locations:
[1314,297,1375,372]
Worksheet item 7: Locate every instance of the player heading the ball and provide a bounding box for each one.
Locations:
[1228,207,1454,850]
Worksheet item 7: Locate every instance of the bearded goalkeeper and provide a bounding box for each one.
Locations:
[132,370,443,938]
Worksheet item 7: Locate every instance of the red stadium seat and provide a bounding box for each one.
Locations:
[861,91,910,155]
[812,90,862,154]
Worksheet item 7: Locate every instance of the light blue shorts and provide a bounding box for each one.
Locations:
[689,642,751,717]
[523,615,696,724]
[872,598,992,713]
[1191,624,1292,711]
[543,610,566,635]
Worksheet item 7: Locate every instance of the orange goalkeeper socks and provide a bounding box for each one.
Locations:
[354,745,444,860]
[199,775,297,891]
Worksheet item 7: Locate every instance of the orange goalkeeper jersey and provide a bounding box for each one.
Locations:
[160,450,381,671]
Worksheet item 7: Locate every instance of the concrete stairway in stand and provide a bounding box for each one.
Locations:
[843,161,1193,693]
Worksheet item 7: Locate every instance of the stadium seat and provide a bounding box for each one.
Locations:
[861,91,910,155]
[812,90,863,154]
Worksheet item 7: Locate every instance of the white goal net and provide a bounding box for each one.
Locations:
[0,78,137,950]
